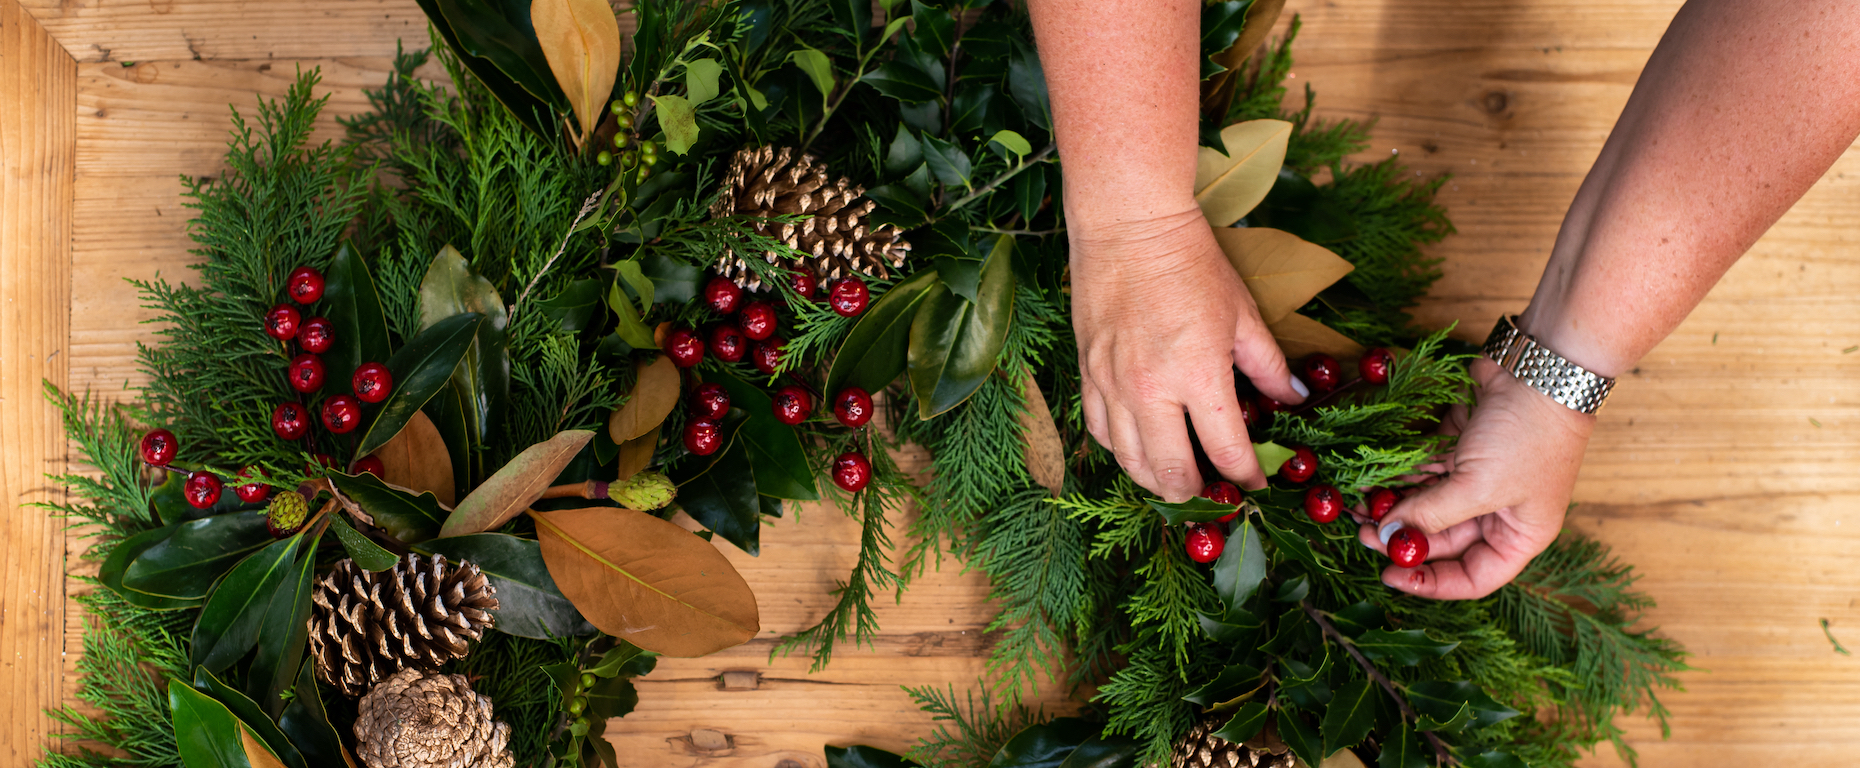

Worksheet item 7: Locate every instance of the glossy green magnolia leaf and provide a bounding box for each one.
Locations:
[667,419,761,555]
[987,717,1096,768]
[151,465,257,525]
[711,371,818,500]
[193,668,307,768]
[1377,723,1428,768]
[909,235,1016,419]
[432,0,564,106]
[1354,629,1458,666]
[247,534,317,716]
[1211,521,1268,617]
[278,660,346,767]
[1405,681,1519,731]
[122,512,271,600]
[329,514,399,571]
[649,94,699,155]
[419,246,510,472]
[1055,736,1139,768]
[418,533,597,639]
[1458,752,1530,768]
[99,524,198,610]
[1182,663,1264,707]
[828,745,919,768]
[1147,496,1238,526]
[323,242,392,395]
[1211,702,1269,743]
[921,134,973,188]
[192,535,302,673]
[355,312,485,459]
[424,384,472,498]
[1321,680,1378,757]
[1276,707,1322,768]
[169,679,272,768]
[1255,440,1296,478]
[1261,517,1339,573]
[538,278,606,334]
[825,268,941,398]
[413,0,555,137]
[685,58,723,105]
[329,470,449,544]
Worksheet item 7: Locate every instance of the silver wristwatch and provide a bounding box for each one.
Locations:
[1481,315,1615,414]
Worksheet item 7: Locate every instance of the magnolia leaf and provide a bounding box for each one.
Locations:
[615,424,661,482]
[123,512,271,600]
[825,268,941,398]
[243,726,290,768]
[1321,680,1377,757]
[1458,752,1529,768]
[709,372,818,500]
[418,246,510,471]
[329,471,449,544]
[530,507,759,656]
[986,717,1097,768]
[1016,371,1065,496]
[277,660,354,768]
[322,243,392,396]
[531,0,620,145]
[192,667,306,768]
[170,680,270,768]
[328,515,399,572]
[609,356,680,443]
[1210,227,1355,325]
[1194,119,1292,227]
[1354,629,1459,666]
[650,94,699,155]
[685,58,723,105]
[245,537,318,716]
[1269,311,1367,362]
[418,533,596,639]
[429,0,563,107]
[355,312,486,459]
[99,524,198,610]
[415,0,555,137]
[370,410,456,506]
[150,462,255,525]
[909,235,1016,419]
[442,429,596,537]
[665,423,762,555]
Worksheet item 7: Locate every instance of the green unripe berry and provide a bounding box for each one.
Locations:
[567,697,586,715]
[640,140,657,156]
[580,673,597,689]
[612,132,630,150]
[622,92,638,107]
[609,99,625,115]
[596,150,613,166]
[574,716,591,730]
[621,151,638,167]
[643,153,658,168]
[637,167,652,181]
[616,113,633,130]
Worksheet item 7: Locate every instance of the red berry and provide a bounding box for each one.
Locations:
[1279,446,1318,484]
[689,382,731,421]
[739,301,777,340]
[832,451,872,492]
[664,328,705,368]
[184,471,223,509]
[1238,398,1261,431]
[788,270,817,301]
[1388,527,1429,569]
[704,276,744,315]
[1304,485,1343,523]
[1253,395,1283,429]
[1302,354,1342,394]
[708,324,747,363]
[750,337,785,375]
[683,420,722,456]
[352,455,385,477]
[287,266,326,304]
[1360,348,1394,385]
[1185,523,1225,564]
[322,395,362,434]
[299,316,334,354]
[1366,487,1399,522]
[832,387,874,428]
[272,402,310,440]
[771,386,812,425]
[234,466,270,504]
[140,429,177,466]
[828,278,869,317]
[352,362,394,404]
[265,304,302,341]
[288,353,326,394]
[1201,481,1243,523]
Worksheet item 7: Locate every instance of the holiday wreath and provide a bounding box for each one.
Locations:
[36,1,1689,767]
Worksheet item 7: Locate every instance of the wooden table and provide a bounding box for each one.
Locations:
[5,0,1858,764]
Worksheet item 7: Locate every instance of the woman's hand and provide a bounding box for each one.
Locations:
[1071,208,1308,501]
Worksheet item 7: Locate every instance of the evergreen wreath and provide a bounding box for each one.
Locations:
[35,1,1687,768]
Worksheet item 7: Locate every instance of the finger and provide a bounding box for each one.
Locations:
[1081,378,1111,451]
[1379,539,1534,600]
[1231,315,1306,405]
[1188,389,1265,492]
[1358,517,1486,560]
[1379,469,1501,536]
[1134,403,1201,502]
[1106,403,1157,494]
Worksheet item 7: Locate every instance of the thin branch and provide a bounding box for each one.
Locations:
[942,144,1057,214]
[509,191,603,330]
[1300,600,1455,766]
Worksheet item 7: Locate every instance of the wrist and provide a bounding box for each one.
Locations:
[1515,306,1633,379]
[1066,204,1207,252]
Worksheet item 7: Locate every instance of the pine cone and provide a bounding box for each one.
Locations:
[1171,713,1297,768]
[709,145,911,291]
[308,554,498,697]
[355,667,515,768]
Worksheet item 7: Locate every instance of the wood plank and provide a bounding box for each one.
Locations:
[0,0,75,763]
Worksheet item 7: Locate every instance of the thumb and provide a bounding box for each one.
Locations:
[1380,471,1496,537]
[1232,319,1306,405]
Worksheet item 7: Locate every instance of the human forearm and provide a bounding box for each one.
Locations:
[1524,0,1860,375]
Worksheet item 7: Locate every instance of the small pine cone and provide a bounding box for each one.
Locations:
[355,667,515,768]
[308,554,499,697]
[1171,713,1297,768]
[709,146,912,291]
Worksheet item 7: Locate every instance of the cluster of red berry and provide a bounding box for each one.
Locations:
[264,267,395,448]
[1181,346,1428,570]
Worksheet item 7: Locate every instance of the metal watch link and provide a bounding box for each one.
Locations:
[1480,315,1615,414]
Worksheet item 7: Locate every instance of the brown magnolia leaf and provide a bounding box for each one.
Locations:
[609,355,680,443]
[1211,227,1355,326]
[1015,371,1065,497]
[1269,312,1365,362]
[532,0,621,147]
[1320,747,1368,768]
[1200,0,1287,119]
[1193,119,1292,228]
[369,410,456,506]
[439,429,596,537]
[240,725,288,768]
[615,424,661,483]
[531,507,759,656]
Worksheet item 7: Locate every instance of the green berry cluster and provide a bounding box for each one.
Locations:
[595,91,657,181]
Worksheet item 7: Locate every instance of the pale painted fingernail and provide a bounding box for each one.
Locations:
[1378,521,1405,546]
[1289,376,1310,399]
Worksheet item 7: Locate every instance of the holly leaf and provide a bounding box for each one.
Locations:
[909,235,1016,418]
[608,355,680,443]
[354,311,486,459]
[921,134,973,188]
[531,507,759,656]
[1147,496,1238,525]
[442,429,597,537]
[640,251,703,305]
[986,717,1096,768]
[1328,602,1386,636]
[1210,521,1268,614]
[1353,629,1458,666]
[122,512,271,600]
[1405,681,1519,731]
[988,129,1033,161]
[1261,516,1339,573]
[1412,701,1473,733]
[710,372,819,501]
[1377,723,1428,768]
[322,242,392,397]
[1007,39,1050,130]
[790,46,836,106]
[1321,680,1378,757]
[1193,119,1292,227]
[1276,707,1323,768]
[192,667,307,768]
[825,268,941,398]
[99,524,198,610]
[582,672,640,720]
[684,58,724,105]
[538,278,605,334]
[419,533,597,639]
[329,470,449,545]
[1458,752,1530,768]
[531,0,620,145]
[606,277,657,349]
[649,94,699,155]
[909,0,954,57]
[1182,663,1264,707]
[884,123,924,176]
[1211,702,1269,743]
[1254,440,1297,479]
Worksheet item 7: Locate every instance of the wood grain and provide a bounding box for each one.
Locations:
[0,0,75,762]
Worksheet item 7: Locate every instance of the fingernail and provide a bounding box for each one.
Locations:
[1289,376,1310,399]
[1378,521,1404,546]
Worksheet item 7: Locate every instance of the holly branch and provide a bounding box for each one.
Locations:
[1300,600,1454,766]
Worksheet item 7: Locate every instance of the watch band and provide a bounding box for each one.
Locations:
[1481,315,1615,414]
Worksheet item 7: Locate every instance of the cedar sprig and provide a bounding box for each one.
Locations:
[39,589,191,768]
[903,682,1043,768]
[973,489,1094,705]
